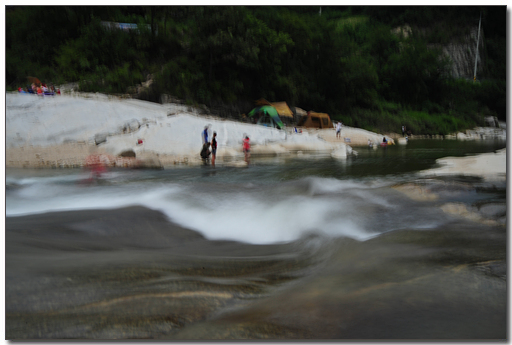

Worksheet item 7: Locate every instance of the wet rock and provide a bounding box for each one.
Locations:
[478,203,507,219]
[135,157,163,170]
[484,116,499,128]
[426,179,475,196]
[440,202,503,226]
[6,206,314,339]
[456,132,468,140]
[94,133,108,145]
[119,150,136,158]
[5,182,22,192]
[250,144,288,156]
[392,182,439,201]
[331,147,347,159]
[121,119,140,134]
[472,260,506,280]
[448,127,507,141]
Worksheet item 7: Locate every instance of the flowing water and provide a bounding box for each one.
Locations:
[5,140,507,339]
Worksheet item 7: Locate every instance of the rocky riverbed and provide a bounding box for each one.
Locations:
[6,201,506,339]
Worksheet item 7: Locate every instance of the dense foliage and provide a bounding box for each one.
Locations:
[6,6,507,135]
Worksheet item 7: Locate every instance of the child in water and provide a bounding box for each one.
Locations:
[242,136,250,163]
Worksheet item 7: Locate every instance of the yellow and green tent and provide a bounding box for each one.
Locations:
[247,105,285,129]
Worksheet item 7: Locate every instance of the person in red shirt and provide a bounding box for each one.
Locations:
[242,136,250,163]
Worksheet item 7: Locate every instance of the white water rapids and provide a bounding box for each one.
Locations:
[6,167,448,245]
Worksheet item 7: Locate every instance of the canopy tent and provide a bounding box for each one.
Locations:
[255,98,272,106]
[270,102,293,118]
[255,99,293,119]
[247,105,285,129]
[297,111,333,129]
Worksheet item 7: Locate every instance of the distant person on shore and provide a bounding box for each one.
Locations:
[242,136,250,163]
[211,132,218,166]
[200,142,211,164]
[336,122,342,139]
[402,125,406,137]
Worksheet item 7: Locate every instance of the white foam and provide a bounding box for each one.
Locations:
[6,174,379,244]
[7,168,447,246]
[147,192,373,244]
[305,176,370,195]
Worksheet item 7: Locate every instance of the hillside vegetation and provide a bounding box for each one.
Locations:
[6,6,506,135]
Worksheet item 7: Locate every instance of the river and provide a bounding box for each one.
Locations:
[5,139,507,340]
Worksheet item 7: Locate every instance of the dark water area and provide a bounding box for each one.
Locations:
[273,139,507,180]
[5,139,507,339]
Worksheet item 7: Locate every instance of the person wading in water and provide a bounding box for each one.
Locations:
[200,142,211,164]
[211,132,218,166]
[242,136,250,164]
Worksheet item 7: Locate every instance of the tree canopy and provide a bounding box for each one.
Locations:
[6,6,507,134]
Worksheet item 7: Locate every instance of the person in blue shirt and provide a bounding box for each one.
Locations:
[202,126,209,144]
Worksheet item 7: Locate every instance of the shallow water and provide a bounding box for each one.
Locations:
[5,139,507,339]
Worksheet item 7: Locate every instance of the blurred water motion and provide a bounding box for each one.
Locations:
[6,205,505,339]
[5,141,506,339]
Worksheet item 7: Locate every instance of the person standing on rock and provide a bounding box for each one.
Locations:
[336,122,342,139]
[211,132,218,166]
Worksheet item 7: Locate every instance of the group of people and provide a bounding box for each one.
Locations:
[200,125,251,165]
[402,125,413,137]
[18,83,60,96]
[200,126,217,166]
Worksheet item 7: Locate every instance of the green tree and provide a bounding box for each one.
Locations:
[381,35,449,106]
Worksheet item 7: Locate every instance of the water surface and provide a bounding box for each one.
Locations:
[6,139,506,339]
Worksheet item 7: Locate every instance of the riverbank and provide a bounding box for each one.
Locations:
[385,126,507,141]
[6,92,506,174]
[6,93,353,168]
[5,142,193,169]
[316,126,394,146]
